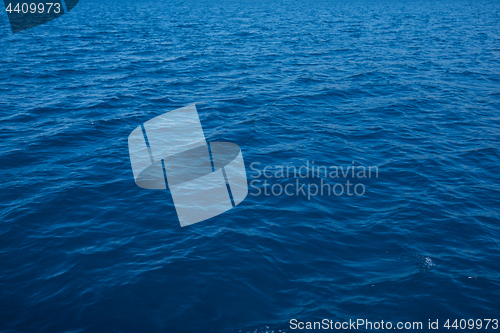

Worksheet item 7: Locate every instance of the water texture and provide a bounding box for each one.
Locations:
[1,0,500,332]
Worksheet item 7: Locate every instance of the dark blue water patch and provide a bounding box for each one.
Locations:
[1,0,500,332]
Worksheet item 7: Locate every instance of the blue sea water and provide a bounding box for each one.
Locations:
[1,0,500,332]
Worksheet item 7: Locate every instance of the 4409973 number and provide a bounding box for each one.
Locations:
[5,3,61,14]
[444,319,499,330]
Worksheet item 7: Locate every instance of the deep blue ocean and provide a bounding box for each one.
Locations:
[1,0,500,332]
